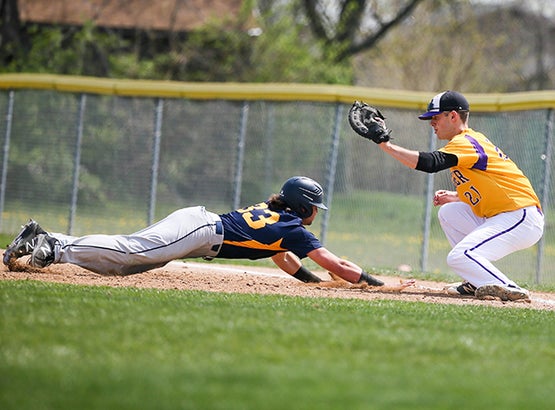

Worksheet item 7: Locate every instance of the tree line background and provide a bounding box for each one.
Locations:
[1,0,554,92]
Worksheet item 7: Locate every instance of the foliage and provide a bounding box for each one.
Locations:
[108,5,354,85]
[3,22,127,77]
[300,0,426,61]
[1,1,552,90]
[1,2,353,84]
[133,21,255,82]
[251,7,353,84]
[354,0,555,92]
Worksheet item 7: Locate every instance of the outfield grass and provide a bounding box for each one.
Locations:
[1,280,554,410]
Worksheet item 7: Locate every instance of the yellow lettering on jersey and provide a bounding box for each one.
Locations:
[237,202,280,230]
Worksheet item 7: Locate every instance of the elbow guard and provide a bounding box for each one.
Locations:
[416,151,458,173]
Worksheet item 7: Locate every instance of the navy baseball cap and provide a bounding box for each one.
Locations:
[418,91,469,120]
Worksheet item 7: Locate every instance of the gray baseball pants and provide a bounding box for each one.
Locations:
[50,206,224,275]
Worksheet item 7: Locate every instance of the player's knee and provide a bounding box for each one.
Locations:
[437,204,448,222]
[437,202,459,224]
[446,247,466,269]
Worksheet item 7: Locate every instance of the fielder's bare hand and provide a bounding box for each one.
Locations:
[433,190,460,206]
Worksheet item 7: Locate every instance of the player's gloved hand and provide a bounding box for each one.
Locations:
[348,101,391,144]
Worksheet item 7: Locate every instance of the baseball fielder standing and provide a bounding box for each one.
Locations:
[348,91,544,301]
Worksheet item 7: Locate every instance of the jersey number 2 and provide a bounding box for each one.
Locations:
[464,186,482,206]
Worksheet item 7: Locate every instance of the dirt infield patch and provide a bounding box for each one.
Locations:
[2,259,555,311]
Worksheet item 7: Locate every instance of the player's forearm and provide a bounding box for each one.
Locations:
[331,260,384,286]
[307,248,361,282]
[378,141,419,169]
[331,260,363,283]
[319,256,365,283]
[308,248,383,286]
[272,252,322,283]
[271,252,301,274]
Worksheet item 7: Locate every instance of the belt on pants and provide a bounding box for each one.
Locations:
[204,219,224,260]
[210,220,223,253]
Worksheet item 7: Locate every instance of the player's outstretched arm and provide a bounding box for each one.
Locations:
[378,141,419,169]
[307,247,383,286]
[347,101,419,170]
[271,252,321,283]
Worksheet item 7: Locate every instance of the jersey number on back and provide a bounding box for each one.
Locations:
[238,203,279,229]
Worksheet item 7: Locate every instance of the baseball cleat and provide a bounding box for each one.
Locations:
[475,284,530,302]
[29,234,57,268]
[29,234,56,268]
[446,281,477,296]
[3,220,46,265]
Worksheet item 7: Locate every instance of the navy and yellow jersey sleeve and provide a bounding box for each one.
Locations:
[217,202,322,260]
[439,129,540,217]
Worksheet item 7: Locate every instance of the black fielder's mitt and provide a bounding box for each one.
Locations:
[348,101,391,144]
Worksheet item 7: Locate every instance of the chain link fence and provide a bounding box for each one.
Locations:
[1,76,553,284]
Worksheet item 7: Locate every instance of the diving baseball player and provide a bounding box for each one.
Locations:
[3,176,384,286]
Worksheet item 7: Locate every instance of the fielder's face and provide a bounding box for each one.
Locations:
[429,111,464,140]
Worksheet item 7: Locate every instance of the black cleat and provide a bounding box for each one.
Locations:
[29,234,57,268]
[3,220,46,265]
[446,281,477,296]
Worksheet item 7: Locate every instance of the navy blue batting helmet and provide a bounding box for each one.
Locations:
[279,176,328,218]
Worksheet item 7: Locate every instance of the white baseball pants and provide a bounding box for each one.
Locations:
[437,202,544,288]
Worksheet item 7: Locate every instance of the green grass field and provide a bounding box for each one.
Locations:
[2,280,555,410]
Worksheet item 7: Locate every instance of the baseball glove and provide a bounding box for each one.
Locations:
[348,101,391,144]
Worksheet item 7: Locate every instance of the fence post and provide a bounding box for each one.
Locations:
[536,108,554,283]
[321,103,343,245]
[264,103,275,190]
[233,101,249,210]
[0,90,14,231]
[68,93,86,235]
[148,98,164,225]
[420,127,437,272]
